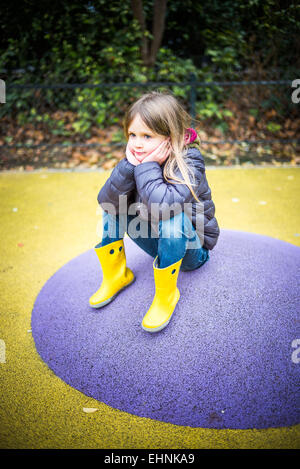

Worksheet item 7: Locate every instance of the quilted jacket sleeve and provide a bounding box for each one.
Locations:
[97,157,136,213]
[134,147,206,220]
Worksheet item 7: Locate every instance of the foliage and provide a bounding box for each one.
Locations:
[0,0,299,142]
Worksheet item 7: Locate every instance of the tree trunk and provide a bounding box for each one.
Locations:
[131,0,168,67]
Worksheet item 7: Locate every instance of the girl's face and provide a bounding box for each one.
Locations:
[127,114,167,160]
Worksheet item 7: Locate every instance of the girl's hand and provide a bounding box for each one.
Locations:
[125,143,140,166]
[141,138,172,165]
[125,138,172,166]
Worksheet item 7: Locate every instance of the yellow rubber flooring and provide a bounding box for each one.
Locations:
[0,166,299,449]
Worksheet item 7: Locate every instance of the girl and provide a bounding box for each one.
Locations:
[89,91,220,333]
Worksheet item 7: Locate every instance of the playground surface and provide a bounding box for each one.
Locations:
[0,165,299,449]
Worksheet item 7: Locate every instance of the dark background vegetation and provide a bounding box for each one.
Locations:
[0,0,299,170]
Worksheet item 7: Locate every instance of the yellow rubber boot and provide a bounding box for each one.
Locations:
[142,256,182,333]
[89,239,135,308]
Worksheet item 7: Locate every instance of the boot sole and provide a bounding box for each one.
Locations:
[141,318,171,333]
[89,276,136,309]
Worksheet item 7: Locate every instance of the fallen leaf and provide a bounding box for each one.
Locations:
[102,159,118,170]
[72,151,88,162]
[265,109,277,118]
[82,407,99,413]
[86,150,100,164]
[248,115,255,126]
[111,150,125,160]
[101,146,113,153]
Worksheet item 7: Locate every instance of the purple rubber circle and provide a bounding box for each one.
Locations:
[31,230,300,429]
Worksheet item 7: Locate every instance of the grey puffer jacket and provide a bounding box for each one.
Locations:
[97,146,220,250]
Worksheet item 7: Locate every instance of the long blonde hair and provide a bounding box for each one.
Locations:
[123,91,200,202]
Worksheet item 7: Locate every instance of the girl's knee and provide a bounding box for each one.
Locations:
[159,212,185,239]
[181,248,210,271]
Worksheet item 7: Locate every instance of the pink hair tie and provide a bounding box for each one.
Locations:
[184,128,197,144]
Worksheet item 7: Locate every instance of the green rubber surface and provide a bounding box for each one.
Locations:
[0,166,299,449]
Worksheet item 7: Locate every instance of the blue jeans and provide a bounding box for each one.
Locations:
[96,211,209,271]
